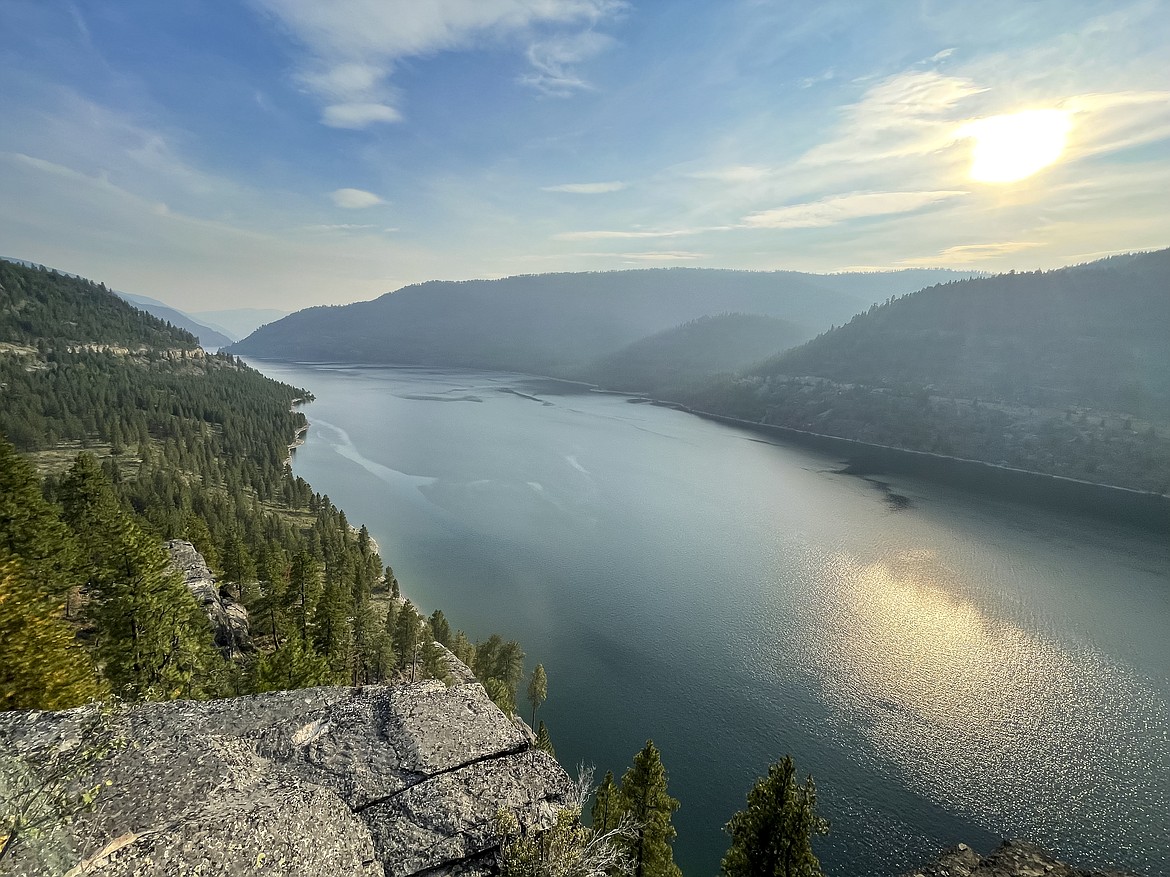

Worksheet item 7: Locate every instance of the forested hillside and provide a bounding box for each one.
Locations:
[0,261,531,714]
[114,290,235,349]
[229,268,971,375]
[683,250,1170,493]
[581,313,807,398]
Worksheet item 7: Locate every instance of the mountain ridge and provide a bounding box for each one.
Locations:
[227,267,977,374]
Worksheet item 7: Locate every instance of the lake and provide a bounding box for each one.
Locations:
[249,361,1169,877]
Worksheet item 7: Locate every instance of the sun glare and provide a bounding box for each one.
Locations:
[959,109,1072,183]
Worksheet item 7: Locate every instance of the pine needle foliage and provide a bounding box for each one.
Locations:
[721,755,828,877]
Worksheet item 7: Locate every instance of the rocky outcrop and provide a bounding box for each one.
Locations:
[0,682,570,876]
[166,539,251,658]
[903,840,1135,877]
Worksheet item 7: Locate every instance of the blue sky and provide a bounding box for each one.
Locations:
[1,0,1167,311]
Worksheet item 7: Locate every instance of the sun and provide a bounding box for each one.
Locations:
[958,109,1072,183]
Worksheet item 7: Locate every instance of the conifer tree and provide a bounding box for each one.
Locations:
[287,549,320,643]
[428,609,451,646]
[0,554,102,711]
[527,663,548,726]
[248,636,333,692]
[421,637,452,684]
[591,770,620,832]
[394,600,421,680]
[312,573,353,681]
[616,740,682,877]
[60,453,219,701]
[535,720,555,758]
[0,436,80,599]
[721,755,828,877]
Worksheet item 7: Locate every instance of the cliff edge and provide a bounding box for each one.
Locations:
[902,839,1135,877]
[0,681,570,876]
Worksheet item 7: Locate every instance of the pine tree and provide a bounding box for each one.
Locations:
[527,662,548,726]
[248,636,333,692]
[0,554,102,711]
[394,600,421,681]
[535,720,556,758]
[60,454,219,701]
[287,549,320,643]
[0,436,80,599]
[591,770,620,832]
[617,740,682,877]
[428,609,451,646]
[721,756,828,877]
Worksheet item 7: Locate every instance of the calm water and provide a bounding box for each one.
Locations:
[251,361,1169,877]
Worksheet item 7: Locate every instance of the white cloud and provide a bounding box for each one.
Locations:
[322,103,402,128]
[255,0,625,125]
[742,191,967,229]
[330,187,384,208]
[576,250,709,262]
[554,227,700,241]
[520,30,614,96]
[686,165,773,183]
[800,70,987,167]
[903,241,1044,265]
[541,180,626,193]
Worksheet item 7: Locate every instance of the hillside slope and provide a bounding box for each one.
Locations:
[768,249,1170,415]
[228,268,971,374]
[684,249,1170,492]
[116,291,235,349]
[582,313,808,397]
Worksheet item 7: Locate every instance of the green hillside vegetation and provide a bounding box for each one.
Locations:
[582,314,808,398]
[229,268,972,375]
[682,250,1170,493]
[0,261,529,712]
[114,291,235,350]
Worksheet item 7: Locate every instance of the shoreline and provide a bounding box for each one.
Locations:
[259,356,1169,532]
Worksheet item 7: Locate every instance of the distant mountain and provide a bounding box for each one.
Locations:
[228,268,973,374]
[581,313,809,397]
[190,307,289,342]
[758,249,1170,415]
[115,291,234,350]
[0,260,198,350]
[0,256,232,350]
[683,249,1170,492]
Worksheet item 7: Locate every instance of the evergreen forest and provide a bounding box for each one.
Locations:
[0,260,528,712]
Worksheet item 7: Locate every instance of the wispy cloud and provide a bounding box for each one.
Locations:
[800,70,986,167]
[577,250,709,262]
[685,165,773,183]
[300,223,378,232]
[903,241,1044,266]
[330,187,384,208]
[742,191,967,229]
[554,228,703,241]
[521,30,615,96]
[255,0,625,126]
[542,180,626,194]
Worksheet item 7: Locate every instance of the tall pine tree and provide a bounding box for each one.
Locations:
[59,454,220,701]
[721,755,828,877]
[615,740,682,877]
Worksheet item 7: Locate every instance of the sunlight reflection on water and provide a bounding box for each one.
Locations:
[786,548,1169,866]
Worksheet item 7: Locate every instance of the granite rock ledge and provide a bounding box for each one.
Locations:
[0,681,570,877]
[902,839,1136,877]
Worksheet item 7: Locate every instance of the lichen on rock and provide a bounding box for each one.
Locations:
[0,682,571,877]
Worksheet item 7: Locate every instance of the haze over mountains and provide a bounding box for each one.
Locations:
[229,250,1170,493]
[0,257,286,350]
[227,268,972,374]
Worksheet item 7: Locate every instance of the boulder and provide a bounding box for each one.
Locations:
[0,682,571,876]
[166,539,251,658]
[903,839,1135,877]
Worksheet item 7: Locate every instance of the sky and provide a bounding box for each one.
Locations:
[0,0,1167,312]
